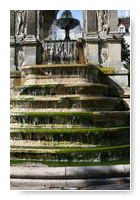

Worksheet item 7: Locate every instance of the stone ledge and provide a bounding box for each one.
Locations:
[10,177,130,190]
[10,164,130,179]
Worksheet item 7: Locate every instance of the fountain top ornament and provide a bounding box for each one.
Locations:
[56,10,80,40]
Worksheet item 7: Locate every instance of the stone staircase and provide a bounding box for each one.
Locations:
[10,63,130,190]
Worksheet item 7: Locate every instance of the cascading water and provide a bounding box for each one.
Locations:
[42,41,77,64]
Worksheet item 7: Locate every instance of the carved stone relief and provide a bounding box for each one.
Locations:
[99,43,109,65]
[16,46,25,69]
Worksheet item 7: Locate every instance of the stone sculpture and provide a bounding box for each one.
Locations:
[15,10,26,41]
[17,46,25,68]
[100,43,109,65]
[97,10,109,39]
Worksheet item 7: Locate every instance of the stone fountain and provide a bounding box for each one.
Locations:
[42,10,83,64]
[10,10,130,190]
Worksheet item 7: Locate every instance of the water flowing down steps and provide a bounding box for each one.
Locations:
[10,64,130,190]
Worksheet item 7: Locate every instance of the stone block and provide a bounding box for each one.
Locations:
[24,46,36,65]
[85,42,99,62]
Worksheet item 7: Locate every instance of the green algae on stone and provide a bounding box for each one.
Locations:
[10,159,130,167]
[10,126,130,134]
[10,144,130,164]
[98,67,117,74]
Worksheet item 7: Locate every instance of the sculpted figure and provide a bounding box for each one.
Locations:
[16,10,26,36]
[17,46,25,67]
[100,43,108,64]
[97,10,109,33]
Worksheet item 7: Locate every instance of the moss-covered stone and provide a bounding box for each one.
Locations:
[10,126,130,146]
[98,67,117,74]
[10,145,130,163]
[10,159,130,167]
[10,70,21,78]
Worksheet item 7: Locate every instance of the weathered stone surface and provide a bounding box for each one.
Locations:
[10,166,65,179]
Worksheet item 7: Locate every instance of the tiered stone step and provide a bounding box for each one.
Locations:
[12,83,108,96]
[10,126,130,146]
[10,145,129,165]
[21,64,98,78]
[10,110,130,127]
[10,64,130,170]
[10,95,124,111]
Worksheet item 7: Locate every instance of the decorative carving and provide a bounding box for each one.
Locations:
[99,43,108,65]
[16,46,25,68]
[97,10,109,39]
[15,10,26,41]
